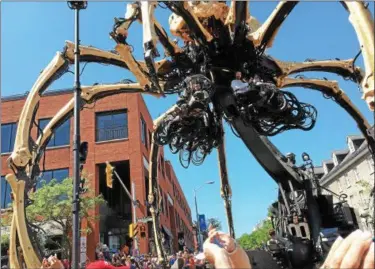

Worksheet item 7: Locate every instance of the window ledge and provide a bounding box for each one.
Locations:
[96,138,129,145]
[45,145,70,150]
[1,152,11,156]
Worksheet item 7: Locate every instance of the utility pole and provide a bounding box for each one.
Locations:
[68,1,87,268]
[132,182,139,254]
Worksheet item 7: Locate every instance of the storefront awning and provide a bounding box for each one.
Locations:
[162,225,173,238]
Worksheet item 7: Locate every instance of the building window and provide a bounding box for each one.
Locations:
[140,116,148,148]
[37,168,69,189]
[353,167,360,182]
[96,110,128,142]
[1,176,12,209]
[344,173,351,187]
[367,156,374,174]
[143,155,149,171]
[1,122,17,153]
[39,118,70,147]
[148,130,152,148]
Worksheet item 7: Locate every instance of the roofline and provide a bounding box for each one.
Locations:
[320,142,369,185]
[2,88,74,102]
[346,135,364,141]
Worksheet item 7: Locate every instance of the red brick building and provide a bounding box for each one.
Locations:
[1,89,194,260]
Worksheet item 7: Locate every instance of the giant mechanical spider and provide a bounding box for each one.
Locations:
[5,1,374,269]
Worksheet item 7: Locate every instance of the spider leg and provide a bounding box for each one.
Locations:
[7,41,169,266]
[252,1,374,110]
[277,77,375,152]
[6,174,41,269]
[217,120,235,238]
[8,52,69,169]
[115,2,181,57]
[8,211,21,269]
[247,1,298,50]
[341,2,374,111]
[164,2,213,45]
[149,105,179,265]
[34,82,160,158]
[64,41,173,77]
[271,57,362,83]
[225,0,249,44]
[114,43,155,89]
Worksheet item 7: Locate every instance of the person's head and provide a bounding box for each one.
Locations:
[98,252,104,260]
[235,71,242,80]
[177,258,185,269]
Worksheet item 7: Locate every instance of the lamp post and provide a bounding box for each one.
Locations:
[194,181,215,251]
[68,1,87,268]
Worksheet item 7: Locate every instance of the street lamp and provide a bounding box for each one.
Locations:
[302,152,310,162]
[67,1,87,268]
[194,181,214,251]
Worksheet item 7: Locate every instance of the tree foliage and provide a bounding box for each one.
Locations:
[236,203,277,251]
[237,219,273,250]
[206,217,222,230]
[26,177,105,259]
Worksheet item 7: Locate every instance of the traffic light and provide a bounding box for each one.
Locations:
[105,161,114,188]
[129,223,139,238]
[129,223,134,238]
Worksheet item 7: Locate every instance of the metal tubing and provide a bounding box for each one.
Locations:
[288,180,301,216]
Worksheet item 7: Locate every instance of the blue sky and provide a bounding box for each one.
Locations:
[1,2,374,237]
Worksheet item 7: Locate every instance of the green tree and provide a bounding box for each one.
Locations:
[26,177,105,259]
[206,217,222,230]
[237,203,276,250]
[237,219,272,250]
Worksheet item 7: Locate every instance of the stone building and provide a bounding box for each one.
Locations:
[314,134,374,232]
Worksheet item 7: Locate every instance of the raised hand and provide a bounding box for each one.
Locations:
[321,229,374,269]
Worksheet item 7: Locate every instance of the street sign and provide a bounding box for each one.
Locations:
[198,214,207,231]
[137,216,153,223]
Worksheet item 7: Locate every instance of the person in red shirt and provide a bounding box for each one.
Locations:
[86,260,130,269]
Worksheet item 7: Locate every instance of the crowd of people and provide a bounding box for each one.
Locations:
[5,226,372,269]
[85,250,208,269]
